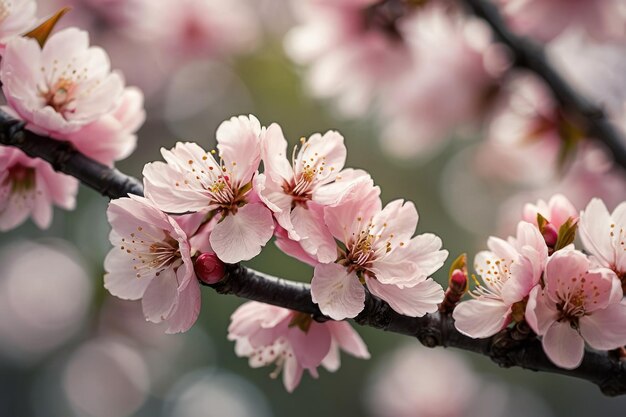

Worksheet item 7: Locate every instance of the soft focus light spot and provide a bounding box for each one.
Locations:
[63,339,150,417]
[0,240,92,364]
[163,369,272,417]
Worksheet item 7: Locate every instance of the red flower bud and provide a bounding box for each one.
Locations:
[449,268,468,293]
[194,253,225,284]
[541,222,558,247]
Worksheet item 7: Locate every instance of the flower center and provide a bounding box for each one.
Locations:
[6,165,36,193]
[557,288,586,324]
[40,77,78,116]
[344,218,395,273]
[119,227,181,279]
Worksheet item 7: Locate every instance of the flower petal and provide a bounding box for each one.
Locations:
[311,263,365,320]
[289,322,332,369]
[452,298,511,338]
[542,320,585,370]
[524,286,558,336]
[164,272,201,334]
[366,277,443,318]
[216,114,262,187]
[579,303,626,350]
[210,203,275,263]
[141,266,179,324]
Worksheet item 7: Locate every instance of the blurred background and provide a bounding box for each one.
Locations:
[2,0,626,416]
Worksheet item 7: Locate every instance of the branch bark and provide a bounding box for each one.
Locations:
[461,0,626,171]
[1,113,625,396]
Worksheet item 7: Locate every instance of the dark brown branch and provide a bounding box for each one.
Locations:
[1,116,624,396]
[461,0,626,171]
[0,111,142,199]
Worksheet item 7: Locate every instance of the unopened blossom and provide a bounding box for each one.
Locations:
[228,301,370,392]
[284,0,412,117]
[256,123,368,262]
[498,0,626,42]
[579,199,626,287]
[311,180,447,320]
[0,0,36,49]
[525,250,626,369]
[1,28,125,138]
[104,196,201,334]
[0,146,77,231]
[522,194,578,246]
[143,115,274,264]
[380,4,505,159]
[453,221,548,338]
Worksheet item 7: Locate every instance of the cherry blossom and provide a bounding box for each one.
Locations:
[284,0,411,116]
[498,0,626,42]
[143,115,274,263]
[453,221,548,338]
[579,199,626,288]
[1,28,125,138]
[66,86,145,166]
[227,301,370,392]
[0,0,36,49]
[525,249,626,369]
[380,4,504,159]
[104,196,201,334]
[311,180,447,320]
[256,123,369,262]
[0,146,78,231]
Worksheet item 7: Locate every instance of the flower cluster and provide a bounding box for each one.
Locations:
[103,113,448,389]
[453,195,626,369]
[0,6,146,231]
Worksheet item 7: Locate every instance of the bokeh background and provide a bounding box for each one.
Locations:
[2,1,626,416]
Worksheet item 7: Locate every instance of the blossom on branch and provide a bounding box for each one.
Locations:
[228,301,369,392]
[525,249,626,369]
[0,146,78,231]
[579,199,626,288]
[311,179,447,319]
[0,27,144,165]
[143,115,274,263]
[104,196,201,334]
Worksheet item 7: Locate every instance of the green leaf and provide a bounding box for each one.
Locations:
[554,217,578,251]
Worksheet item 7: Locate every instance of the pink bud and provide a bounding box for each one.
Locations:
[449,269,468,293]
[194,253,225,284]
[541,223,558,247]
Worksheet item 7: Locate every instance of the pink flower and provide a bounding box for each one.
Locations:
[579,199,626,284]
[380,4,504,159]
[256,123,368,262]
[65,86,145,166]
[0,146,77,231]
[284,0,411,116]
[143,115,274,263]
[227,301,370,392]
[499,0,625,42]
[1,28,125,138]
[525,250,626,369]
[104,196,201,334]
[453,221,548,338]
[0,0,36,49]
[311,180,447,319]
[523,194,578,246]
[134,0,260,60]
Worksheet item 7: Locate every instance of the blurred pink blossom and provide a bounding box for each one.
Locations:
[0,146,77,231]
[498,0,626,42]
[525,249,626,369]
[380,4,505,159]
[284,0,412,117]
[0,0,36,49]
[104,195,201,334]
[142,115,275,263]
[312,180,447,319]
[228,301,369,392]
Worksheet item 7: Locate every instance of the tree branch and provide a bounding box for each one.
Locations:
[1,114,625,396]
[461,0,626,171]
